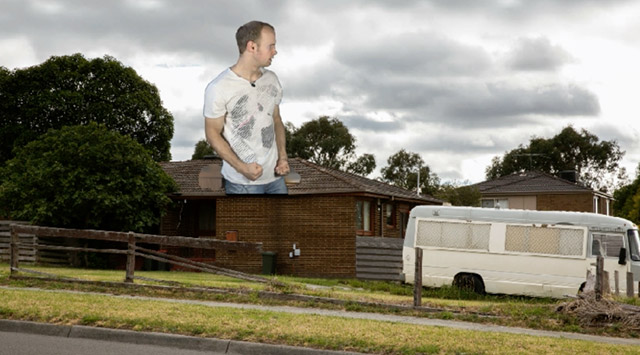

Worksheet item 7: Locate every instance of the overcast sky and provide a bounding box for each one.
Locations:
[2,0,640,183]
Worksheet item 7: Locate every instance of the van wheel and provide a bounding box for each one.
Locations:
[453,273,485,294]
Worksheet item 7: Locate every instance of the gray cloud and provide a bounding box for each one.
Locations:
[335,32,492,78]
[506,37,574,71]
[342,115,405,133]
[443,82,600,120]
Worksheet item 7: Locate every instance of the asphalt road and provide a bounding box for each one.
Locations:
[0,319,362,355]
[0,330,220,355]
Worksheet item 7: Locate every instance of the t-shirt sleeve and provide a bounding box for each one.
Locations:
[203,81,226,119]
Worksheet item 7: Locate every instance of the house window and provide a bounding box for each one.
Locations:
[481,198,509,209]
[593,197,599,214]
[356,200,372,235]
[399,211,409,238]
[385,203,395,227]
[197,201,216,236]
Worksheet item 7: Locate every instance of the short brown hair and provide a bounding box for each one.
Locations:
[235,21,275,54]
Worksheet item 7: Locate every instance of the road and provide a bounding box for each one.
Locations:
[0,330,221,355]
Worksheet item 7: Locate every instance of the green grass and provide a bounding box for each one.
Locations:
[0,287,637,354]
[1,263,638,340]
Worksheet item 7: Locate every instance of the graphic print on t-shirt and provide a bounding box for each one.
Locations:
[226,83,279,165]
[229,94,257,163]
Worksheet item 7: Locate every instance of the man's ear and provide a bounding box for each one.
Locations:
[246,40,257,52]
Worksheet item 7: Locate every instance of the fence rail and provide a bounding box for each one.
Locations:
[8,223,270,285]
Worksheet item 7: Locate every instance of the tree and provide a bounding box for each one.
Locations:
[0,53,174,164]
[485,126,626,193]
[192,139,217,159]
[380,149,440,195]
[287,116,376,176]
[435,182,481,206]
[347,153,376,177]
[0,123,177,233]
[614,163,640,225]
[288,116,356,170]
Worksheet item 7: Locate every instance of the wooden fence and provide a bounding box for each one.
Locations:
[0,221,34,263]
[7,223,271,284]
[356,236,404,281]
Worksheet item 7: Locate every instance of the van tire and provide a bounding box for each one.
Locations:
[453,273,485,294]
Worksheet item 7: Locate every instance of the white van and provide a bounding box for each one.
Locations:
[403,206,640,298]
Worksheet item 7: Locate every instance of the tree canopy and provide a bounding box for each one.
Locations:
[380,149,440,196]
[0,123,177,233]
[192,139,217,159]
[0,53,174,164]
[434,182,481,207]
[485,126,626,193]
[614,163,640,225]
[287,116,376,176]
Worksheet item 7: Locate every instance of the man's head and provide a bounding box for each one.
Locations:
[236,21,275,55]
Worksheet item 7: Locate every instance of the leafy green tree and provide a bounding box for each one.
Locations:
[288,116,356,170]
[192,139,217,159]
[380,149,440,195]
[347,153,376,177]
[485,126,626,193]
[0,53,174,164]
[614,163,640,225]
[435,182,481,206]
[287,116,376,176]
[0,123,177,233]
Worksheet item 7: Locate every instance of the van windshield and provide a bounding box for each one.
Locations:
[629,229,640,261]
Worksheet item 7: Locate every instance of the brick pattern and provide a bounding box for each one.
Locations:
[162,195,357,277]
[536,193,594,212]
[161,195,438,277]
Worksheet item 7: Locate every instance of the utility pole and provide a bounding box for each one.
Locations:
[416,166,421,194]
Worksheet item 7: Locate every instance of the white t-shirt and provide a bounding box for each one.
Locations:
[203,68,283,185]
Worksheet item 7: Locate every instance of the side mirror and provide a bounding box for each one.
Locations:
[619,247,627,265]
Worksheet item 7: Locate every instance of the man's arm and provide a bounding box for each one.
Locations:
[204,116,263,181]
[272,105,290,176]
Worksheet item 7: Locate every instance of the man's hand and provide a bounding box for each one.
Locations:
[275,159,290,176]
[241,162,263,181]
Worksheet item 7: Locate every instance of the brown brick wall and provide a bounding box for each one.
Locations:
[536,193,594,212]
[162,195,357,278]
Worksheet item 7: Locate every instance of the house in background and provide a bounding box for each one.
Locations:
[159,157,441,278]
[472,171,613,215]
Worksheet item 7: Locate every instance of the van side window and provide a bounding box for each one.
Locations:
[591,234,624,257]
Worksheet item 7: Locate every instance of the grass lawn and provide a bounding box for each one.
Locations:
[1,263,639,354]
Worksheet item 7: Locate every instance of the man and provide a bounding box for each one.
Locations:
[204,21,289,194]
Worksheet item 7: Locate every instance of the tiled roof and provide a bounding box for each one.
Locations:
[159,157,441,204]
[472,171,608,196]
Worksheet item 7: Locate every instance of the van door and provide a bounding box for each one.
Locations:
[591,233,629,293]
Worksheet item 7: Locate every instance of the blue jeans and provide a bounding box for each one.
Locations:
[224,177,288,194]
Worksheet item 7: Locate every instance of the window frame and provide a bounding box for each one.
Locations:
[356,199,374,236]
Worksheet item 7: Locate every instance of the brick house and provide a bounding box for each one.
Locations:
[472,171,613,215]
[159,157,441,278]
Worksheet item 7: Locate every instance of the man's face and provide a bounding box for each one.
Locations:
[254,28,277,67]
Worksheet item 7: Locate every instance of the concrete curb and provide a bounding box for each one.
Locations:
[0,319,362,354]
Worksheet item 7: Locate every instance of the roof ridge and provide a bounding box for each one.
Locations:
[293,158,440,202]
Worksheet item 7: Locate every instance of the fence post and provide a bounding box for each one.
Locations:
[627,272,634,298]
[413,247,423,307]
[9,225,19,276]
[595,256,604,301]
[125,232,136,283]
[615,270,620,296]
